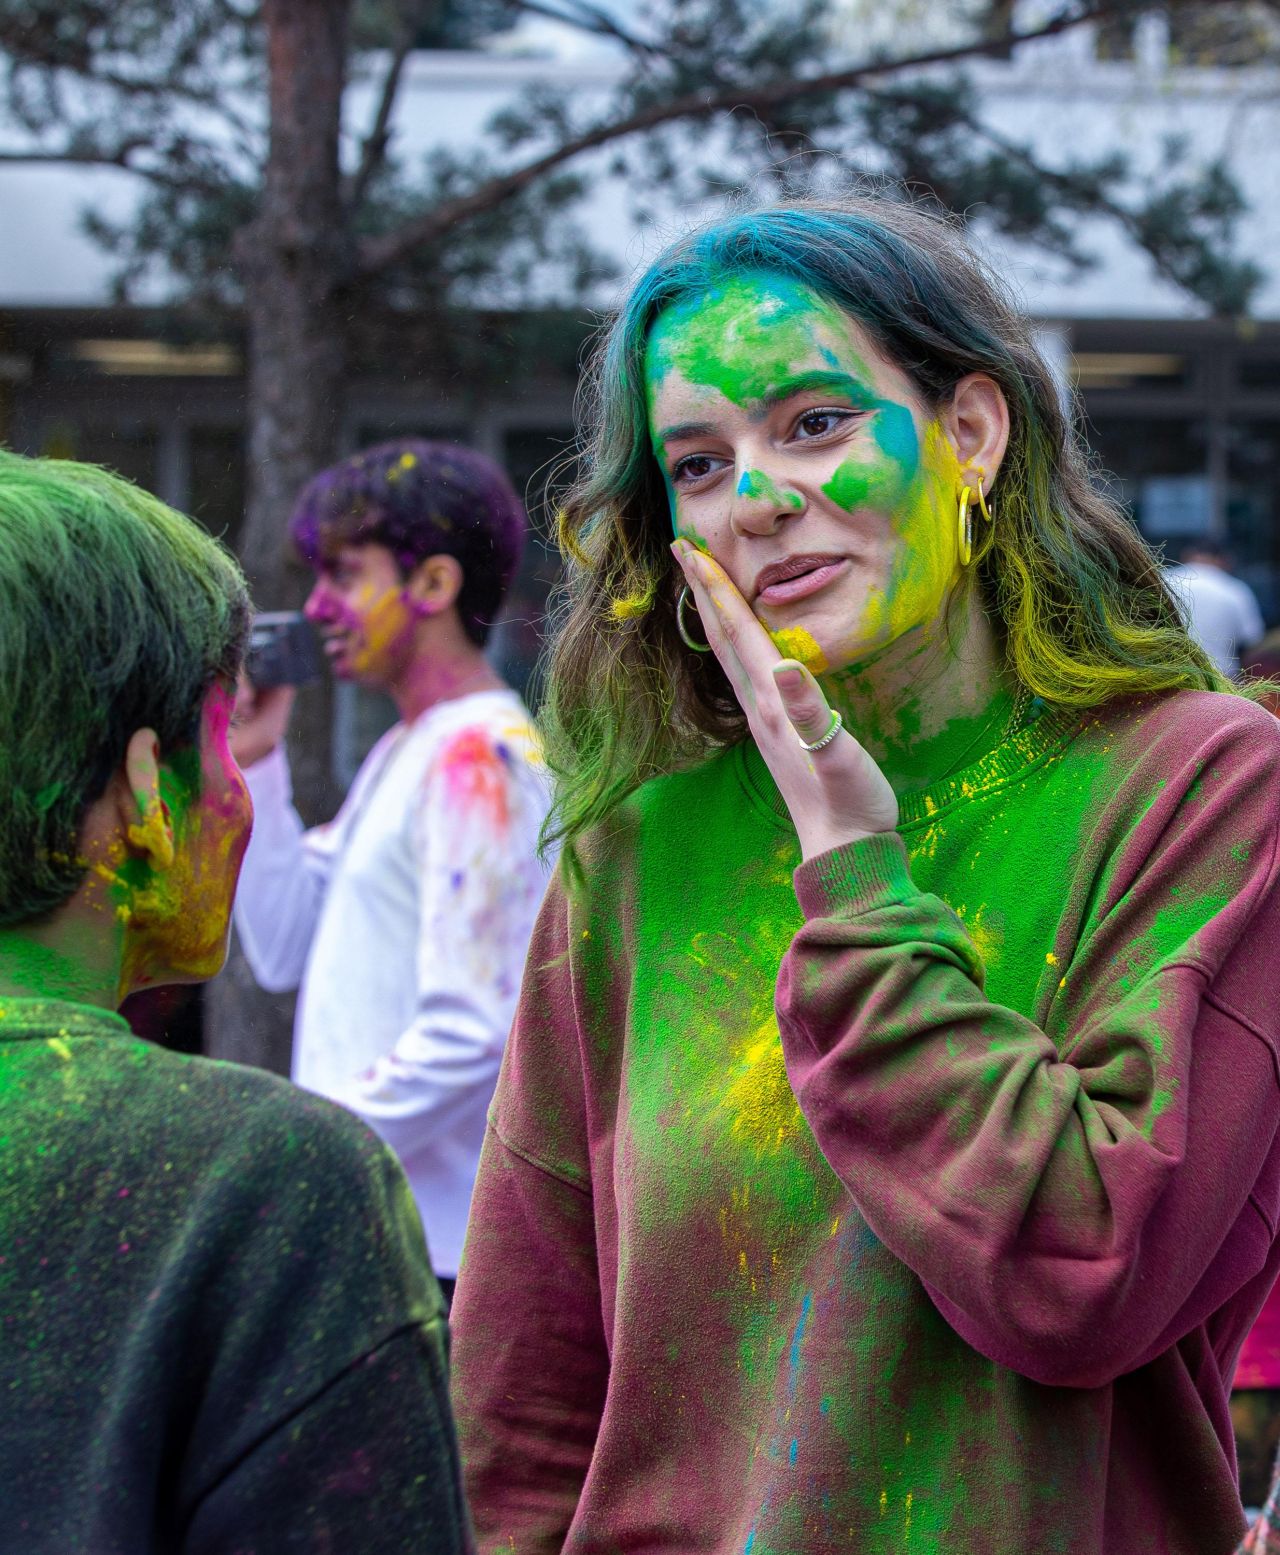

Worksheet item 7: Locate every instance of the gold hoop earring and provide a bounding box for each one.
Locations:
[676,585,712,652]
[965,463,993,524]
[957,486,974,567]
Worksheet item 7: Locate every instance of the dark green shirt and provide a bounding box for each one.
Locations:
[0,997,470,1553]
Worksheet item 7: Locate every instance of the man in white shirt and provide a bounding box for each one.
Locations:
[1166,543,1265,679]
[231,440,551,1301]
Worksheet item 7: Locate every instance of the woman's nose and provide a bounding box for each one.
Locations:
[730,466,804,535]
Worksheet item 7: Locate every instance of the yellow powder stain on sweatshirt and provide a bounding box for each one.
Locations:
[720,1016,803,1155]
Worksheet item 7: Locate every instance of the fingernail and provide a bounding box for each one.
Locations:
[772,664,804,691]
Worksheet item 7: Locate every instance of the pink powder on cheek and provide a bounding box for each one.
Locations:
[202,685,253,831]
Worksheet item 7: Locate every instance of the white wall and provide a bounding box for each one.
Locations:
[2,22,1278,319]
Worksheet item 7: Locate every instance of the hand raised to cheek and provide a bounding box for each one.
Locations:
[673,540,898,861]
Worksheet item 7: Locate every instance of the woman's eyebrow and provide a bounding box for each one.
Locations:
[655,371,875,446]
[761,370,873,406]
[655,420,716,446]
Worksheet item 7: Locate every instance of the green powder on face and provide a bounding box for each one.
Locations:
[737,469,804,510]
[646,275,875,412]
[819,404,920,518]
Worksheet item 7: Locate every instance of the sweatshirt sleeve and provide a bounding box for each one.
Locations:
[776,709,1280,1390]
[232,746,332,993]
[332,725,549,1163]
[450,880,609,1554]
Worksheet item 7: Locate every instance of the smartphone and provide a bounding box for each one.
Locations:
[245,611,324,688]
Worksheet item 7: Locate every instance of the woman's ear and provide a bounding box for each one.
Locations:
[121,728,175,872]
[942,374,1010,487]
[405,553,464,618]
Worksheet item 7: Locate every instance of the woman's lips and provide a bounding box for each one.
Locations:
[756,558,849,606]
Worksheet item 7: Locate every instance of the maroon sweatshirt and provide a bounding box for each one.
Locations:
[453,691,1280,1553]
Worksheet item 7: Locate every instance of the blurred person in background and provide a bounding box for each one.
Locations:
[1243,629,1280,715]
[231,439,550,1306]
[1241,1449,1280,1553]
[1233,628,1280,1517]
[0,451,469,1552]
[1234,1310,1280,1520]
[1167,541,1265,678]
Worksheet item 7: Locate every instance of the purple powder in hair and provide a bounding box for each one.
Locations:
[289,440,526,647]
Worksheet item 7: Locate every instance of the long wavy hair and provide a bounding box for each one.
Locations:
[541,196,1238,870]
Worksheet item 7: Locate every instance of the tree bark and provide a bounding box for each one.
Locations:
[206,0,353,1071]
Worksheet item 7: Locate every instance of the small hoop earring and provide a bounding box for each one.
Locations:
[965,463,994,524]
[676,585,712,652]
[957,486,974,567]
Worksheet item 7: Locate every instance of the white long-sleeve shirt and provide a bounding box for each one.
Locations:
[1166,562,1265,677]
[233,689,551,1275]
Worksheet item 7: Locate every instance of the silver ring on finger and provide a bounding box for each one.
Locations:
[798,709,843,752]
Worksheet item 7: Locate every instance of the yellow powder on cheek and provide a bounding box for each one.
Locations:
[768,626,828,673]
[121,816,236,986]
[842,422,962,655]
[350,584,415,671]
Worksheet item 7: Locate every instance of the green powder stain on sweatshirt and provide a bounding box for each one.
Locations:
[539,690,1268,1551]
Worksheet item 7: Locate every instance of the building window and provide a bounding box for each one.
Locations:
[50,423,160,490]
[188,427,247,549]
[1226,420,1280,622]
[1084,415,1210,541]
[1072,352,1189,392]
[488,426,575,707]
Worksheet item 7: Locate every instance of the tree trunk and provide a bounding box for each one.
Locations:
[205,0,353,1071]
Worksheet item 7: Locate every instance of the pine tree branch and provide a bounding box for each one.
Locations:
[887,84,1252,309]
[0,141,232,194]
[0,143,144,164]
[512,0,666,58]
[356,0,1122,278]
[344,5,425,214]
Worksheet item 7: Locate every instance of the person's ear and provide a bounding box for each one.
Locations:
[405,553,464,618]
[121,728,175,872]
[941,374,1010,488]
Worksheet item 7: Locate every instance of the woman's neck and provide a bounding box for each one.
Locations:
[819,589,1013,796]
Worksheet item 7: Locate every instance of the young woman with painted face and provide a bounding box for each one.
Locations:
[450,201,1280,1554]
[0,452,470,1553]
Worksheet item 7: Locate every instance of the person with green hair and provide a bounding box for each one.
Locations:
[0,450,470,1552]
[450,198,1280,1554]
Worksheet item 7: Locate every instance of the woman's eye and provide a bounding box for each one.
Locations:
[672,454,725,485]
[794,408,851,440]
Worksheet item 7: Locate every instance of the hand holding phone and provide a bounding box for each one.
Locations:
[245,612,323,690]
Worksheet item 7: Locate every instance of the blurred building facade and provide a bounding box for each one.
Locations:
[2,7,1280,757]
